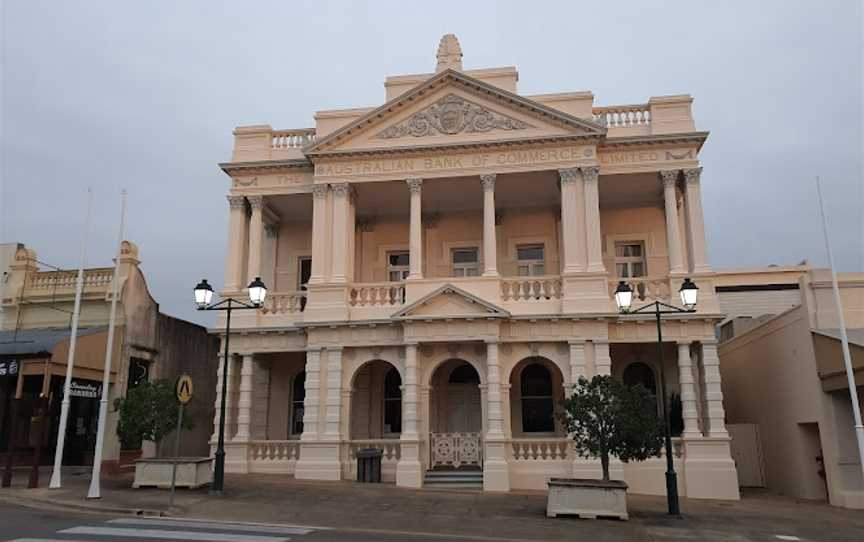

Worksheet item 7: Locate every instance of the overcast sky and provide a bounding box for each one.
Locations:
[1,0,862,325]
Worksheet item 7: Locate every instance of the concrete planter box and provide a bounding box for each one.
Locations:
[546,478,628,520]
[133,457,213,489]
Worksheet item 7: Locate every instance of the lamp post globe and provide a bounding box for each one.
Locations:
[679,278,699,310]
[613,280,634,313]
[194,279,214,308]
[247,277,268,307]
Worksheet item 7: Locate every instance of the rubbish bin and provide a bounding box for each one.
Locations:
[356,448,383,483]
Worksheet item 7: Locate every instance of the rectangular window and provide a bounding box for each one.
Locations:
[387,251,410,282]
[451,247,480,277]
[614,242,646,278]
[516,244,545,276]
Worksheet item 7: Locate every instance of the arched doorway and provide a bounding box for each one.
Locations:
[429,359,483,470]
[509,357,566,437]
[350,360,402,439]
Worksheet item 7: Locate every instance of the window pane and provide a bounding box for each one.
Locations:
[518,266,529,276]
[452,248,478,263]
[291,404,304,435]
[517,245,544,261]
[631,262,645,277]
[616,263,629,278]
[532,264,545,276]
[453,268,465,277]
[384,400,402,433]
[389,252,409,266]
[522,398,554,432]
[466,268,479,277]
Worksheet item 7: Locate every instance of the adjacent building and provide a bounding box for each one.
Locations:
[716,264,864,509]
[211,34,739,498]
[0,241,218,471]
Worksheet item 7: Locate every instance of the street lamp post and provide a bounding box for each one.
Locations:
[613,277,699,517]
[194,276,267,495]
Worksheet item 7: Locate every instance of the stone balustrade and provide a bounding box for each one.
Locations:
[349,282,406,307]
[608,276,671,304]
[347,439,402,462]
[271,128,316,150]
[501,276,562,301]
[592,104,651,128]
[249,440,300,462]
[510,438,571,461]
[27,268,114,292]
[264,291,307,314]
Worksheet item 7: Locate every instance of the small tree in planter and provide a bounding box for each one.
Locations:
[547,375,664,519]
[115,379,192,454]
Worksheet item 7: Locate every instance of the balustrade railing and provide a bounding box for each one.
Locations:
[349,282,406,307]
[347,439,402,462]
[510,438,571,461]
[501,276,562,301]
[608,276,671,303]
[592,105,651,128]
[248,440,300,462]
[264,291,307,314]
[28,268,114,291]
[271,128,316,149]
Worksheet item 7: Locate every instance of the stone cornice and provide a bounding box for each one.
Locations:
[306,133,603,161]
[220,158,313,175]
[305,68,607,156]
[599,131,709,151]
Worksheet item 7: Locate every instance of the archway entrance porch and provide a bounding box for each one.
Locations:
[428,359,483,471]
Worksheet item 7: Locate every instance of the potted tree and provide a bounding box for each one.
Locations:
[549,375,664,520]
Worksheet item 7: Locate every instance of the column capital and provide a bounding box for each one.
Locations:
[683,167,703,184]
[311,183,329,199]
[676,339,694,346]
[330,182,354,198]
[406,177,423,193]
[480,173,496,190]
[580,166,599,183]
[659,169,680,186]
[558,167,580,184]
[227,195,246,209]
[247,195,265,210]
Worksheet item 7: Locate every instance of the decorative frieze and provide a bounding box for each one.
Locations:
[377,94,534,139]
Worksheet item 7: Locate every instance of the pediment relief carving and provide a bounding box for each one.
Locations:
[376,94,535,139]
[393,284,510,320]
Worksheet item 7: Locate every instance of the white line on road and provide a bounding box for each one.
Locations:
[108,518,313,535]
[59,526,291,542]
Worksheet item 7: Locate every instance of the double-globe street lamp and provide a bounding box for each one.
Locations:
[194,276,267,494]
[613,277,699,517]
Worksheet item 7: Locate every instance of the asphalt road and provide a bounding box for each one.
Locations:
[0,502,505,542]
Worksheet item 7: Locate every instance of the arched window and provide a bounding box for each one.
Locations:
[383,368,402,435]
[622,362,657,396]
[521,363,554,433]
[290,371,306,436]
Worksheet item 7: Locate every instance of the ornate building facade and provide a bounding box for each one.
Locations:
[212,35,739,499]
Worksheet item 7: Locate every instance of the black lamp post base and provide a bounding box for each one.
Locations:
[665,471,680,516]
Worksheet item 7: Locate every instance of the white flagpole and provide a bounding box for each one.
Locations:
[816,177,864,485]
[49,188,93,489]
[87,190,126,499]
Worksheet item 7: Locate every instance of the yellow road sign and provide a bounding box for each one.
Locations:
[176,374,193,404]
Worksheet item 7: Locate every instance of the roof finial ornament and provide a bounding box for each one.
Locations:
[436,34,463,72]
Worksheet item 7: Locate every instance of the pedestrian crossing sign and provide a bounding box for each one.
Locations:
[176,374,193,404]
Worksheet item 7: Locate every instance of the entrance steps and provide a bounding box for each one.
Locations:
[423,469,483,490]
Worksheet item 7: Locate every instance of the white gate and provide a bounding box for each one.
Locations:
[430,432,482,469]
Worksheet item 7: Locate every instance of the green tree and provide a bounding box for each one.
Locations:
[559,375,664,481]
[114,379,191,450]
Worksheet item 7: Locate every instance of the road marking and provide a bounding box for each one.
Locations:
[59,526,291,542]
[775,536,802,541]
[109,518,313,535]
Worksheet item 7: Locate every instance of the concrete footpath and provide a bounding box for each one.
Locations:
[1,467,863,541]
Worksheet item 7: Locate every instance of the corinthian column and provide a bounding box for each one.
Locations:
[309,184,329,284]
[480,174,499,276]
[661,171,685,274]
[224,196,247,291]
[559,168,586,273]
[406,178,423,279]
[683,168,711,273]
[582,167,605,273]
[246,196,264,285]
[330,183,351,283]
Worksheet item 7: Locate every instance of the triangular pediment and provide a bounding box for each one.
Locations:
[305,70,605,156]
[392,284,510,320]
